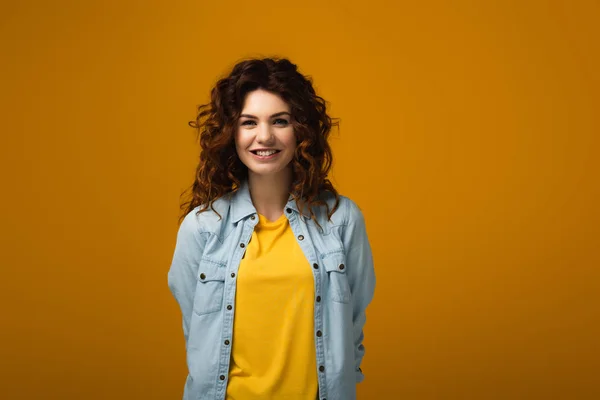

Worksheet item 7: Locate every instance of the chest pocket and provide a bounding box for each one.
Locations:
[322,251,350,303]
[193,259,227,316]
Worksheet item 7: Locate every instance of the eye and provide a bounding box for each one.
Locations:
[240,120,256,126]
[273,118,289,126]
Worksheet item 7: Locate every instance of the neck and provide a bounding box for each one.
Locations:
[247,167,293,221]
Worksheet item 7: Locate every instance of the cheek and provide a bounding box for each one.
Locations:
[234,131,247,151]
[282,129,297,148]
[283,135,297,162]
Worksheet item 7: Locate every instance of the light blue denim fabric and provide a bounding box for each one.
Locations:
[167,179,376,400]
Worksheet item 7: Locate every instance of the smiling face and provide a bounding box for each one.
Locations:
[235,89,296,179]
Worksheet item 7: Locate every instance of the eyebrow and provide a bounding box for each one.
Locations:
[239,111,291,119]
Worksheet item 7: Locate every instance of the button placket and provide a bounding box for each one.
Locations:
[313,255,326,397]
[287,213,327,398]
[219,219,255,389]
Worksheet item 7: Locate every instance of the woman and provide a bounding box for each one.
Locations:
[168,57,375,400]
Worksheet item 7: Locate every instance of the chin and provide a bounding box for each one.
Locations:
[249,168,283,176]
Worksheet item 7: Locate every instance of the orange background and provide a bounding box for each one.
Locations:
[1,0,599,399]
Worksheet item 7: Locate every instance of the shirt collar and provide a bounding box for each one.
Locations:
[230,179,311,223]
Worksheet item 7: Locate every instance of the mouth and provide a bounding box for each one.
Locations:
[249,149,281,161]
[250,149,281,157]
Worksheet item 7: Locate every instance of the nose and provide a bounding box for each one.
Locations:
[256,122,275,144]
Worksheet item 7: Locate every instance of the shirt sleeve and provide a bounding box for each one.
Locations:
[342,199,376,383]
[167,210,208,346]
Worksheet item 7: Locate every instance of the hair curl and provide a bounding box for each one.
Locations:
[180,57,340,229]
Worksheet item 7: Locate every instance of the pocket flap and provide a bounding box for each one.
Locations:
[197,259,227,282]
[321,252,347,274]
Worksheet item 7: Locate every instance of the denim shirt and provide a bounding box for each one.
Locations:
[167,179,376,400]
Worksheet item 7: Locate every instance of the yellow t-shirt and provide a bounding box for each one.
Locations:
[226,212,318,400]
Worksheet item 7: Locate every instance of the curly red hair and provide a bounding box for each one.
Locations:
[180,57,340,228]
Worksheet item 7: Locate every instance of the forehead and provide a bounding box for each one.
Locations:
[241,89,290,114]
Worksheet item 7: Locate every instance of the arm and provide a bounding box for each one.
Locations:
[342,199,376,383]
[167,210,208,346]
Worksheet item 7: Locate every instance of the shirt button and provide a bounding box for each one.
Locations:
[231,273,236,278]
[319,365,325,372]
[313,263,319,269]
[286,208,292,213]
[224,340,230,345]
[227,305,232,310]
[339,263,345,270]
[219,375,226,380]
[298,235,304,241]
[316,296,321,302]
[240,243,245,248]
[251,215,256,220]
[316,330,322,337]
[199,273,206,280]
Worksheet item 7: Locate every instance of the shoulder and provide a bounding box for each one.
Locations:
[317,190,365,227]
[338,195,365,227]
[179,195,233,235]
[178,208,211,238]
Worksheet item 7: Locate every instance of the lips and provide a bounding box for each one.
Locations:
[249,149,281,160]
[250,149,281,156]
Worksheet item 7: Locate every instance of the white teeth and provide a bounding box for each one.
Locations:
[256,150,277,156]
